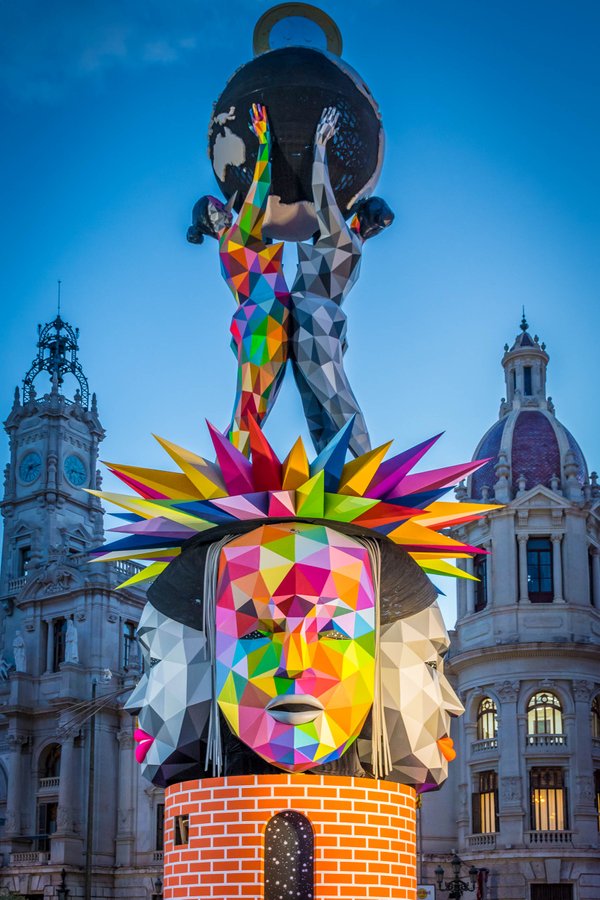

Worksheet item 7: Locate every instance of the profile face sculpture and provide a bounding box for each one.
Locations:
[369,601,464,791]
[215,523,376,771]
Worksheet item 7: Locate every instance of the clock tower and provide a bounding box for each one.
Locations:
[1,313,104,607]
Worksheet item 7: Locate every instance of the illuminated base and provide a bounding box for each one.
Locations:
[164,774,416,899]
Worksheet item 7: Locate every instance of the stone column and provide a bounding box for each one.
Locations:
[571,681,597,846]
[56,737,75,833]
[517,535,529,603]
[551,535,564,602]
[495,680,524,848]
[115,714,136,866]
[591,548,600,607]
[52,733,84,866]
[4,735,27,836]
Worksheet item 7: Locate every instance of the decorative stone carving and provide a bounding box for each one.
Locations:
[501,776,521,803]
[495,680,520,703]
[12,630,26,672]
[572,679,593,701]
[65,618,79,663]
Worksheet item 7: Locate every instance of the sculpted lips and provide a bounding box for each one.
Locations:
[266,695,324,725]
[134,728,154,763]
[437,736,456,762]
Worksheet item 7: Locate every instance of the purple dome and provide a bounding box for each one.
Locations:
[470,409,588,500]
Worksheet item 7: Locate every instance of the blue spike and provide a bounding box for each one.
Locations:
[171,500,239,524]
[110,512,144,522]
[390,487,450,509]
[93,535,183,554]
[309,417,355,492]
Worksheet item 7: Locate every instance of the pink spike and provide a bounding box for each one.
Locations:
[109,518,199,538]
[366,434,443,499]
[108,468,169,500]
[388,459,491,498]
[211,493,269,520]
[207,421,254,494]
[248,417,282,491]
[268,490,297,517]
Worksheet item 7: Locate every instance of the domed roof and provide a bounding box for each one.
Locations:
[468,319,588,501]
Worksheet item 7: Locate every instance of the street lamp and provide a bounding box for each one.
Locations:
[435,854,478,899]
[56,869,70,900]
[153,876,163,900]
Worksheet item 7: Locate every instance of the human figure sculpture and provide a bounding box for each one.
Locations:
[65,618,79,664]
[187,104,289,456]
[290,107,394,457]
[13,631,26,673]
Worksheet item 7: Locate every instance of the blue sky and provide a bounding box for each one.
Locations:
[1,1,598,624]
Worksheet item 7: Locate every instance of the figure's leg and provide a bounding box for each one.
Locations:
[291,300,371,457]
[228,297,289,454]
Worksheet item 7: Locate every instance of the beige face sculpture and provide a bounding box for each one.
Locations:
[359,600,464,791]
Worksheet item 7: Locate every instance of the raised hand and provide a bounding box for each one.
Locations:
[315,106,340,146]
[249,103,269,145]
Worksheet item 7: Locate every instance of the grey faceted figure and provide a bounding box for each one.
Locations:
[290,106,394,457]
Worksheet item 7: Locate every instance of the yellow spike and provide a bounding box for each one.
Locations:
[387,520,470,549]
[414,501,502,528]
[338,441,393,497]
[295,469,325,518]
[92,548,181,563]
[117,561,169,589]
[281,436,310,490]
[153,435,226,499]
[410,551,471,560]
[414,558,479,580]
[102,461,202,500]
[85,490,213,530]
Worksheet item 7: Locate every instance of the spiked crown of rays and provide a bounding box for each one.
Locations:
[89,417,498,589]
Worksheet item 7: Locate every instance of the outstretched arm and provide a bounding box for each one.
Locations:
[232,103,271,245]
[312,107,348,242]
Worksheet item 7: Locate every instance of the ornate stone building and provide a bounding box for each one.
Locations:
[0,315,163,898]
[421,318,600,900]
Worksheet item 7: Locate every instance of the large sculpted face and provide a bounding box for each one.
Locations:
[215,523,376,772]
[368,601,464,791]
[126,604,212,787]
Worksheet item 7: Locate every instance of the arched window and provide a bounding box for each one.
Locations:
[39,744,61,780]
[264,811,314,900]
[477,697,498,741]
[592,696,600,741]
[527,692,563,745]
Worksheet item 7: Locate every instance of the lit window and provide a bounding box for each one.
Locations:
[527,692,563,737]
[527,538,553,603]
[530,767,567,831]
[477,697,498,741]
[472,770,498,834]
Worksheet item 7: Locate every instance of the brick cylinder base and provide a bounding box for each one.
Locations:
[164,774,416,899]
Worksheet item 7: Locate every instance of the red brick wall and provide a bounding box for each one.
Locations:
[164,774,416,899]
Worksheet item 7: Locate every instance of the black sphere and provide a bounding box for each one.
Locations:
[208,47,383,239]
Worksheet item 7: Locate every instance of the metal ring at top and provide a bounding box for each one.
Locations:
[253,3,343,56]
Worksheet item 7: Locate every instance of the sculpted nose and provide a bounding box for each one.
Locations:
[276,631,310,679]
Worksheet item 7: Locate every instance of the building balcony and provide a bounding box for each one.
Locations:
[152,850,164,863]
[471,738,498,754]
[6,576,27,595]
[525,830,573,845]
[526,734,567,748]
[9,850,50,866]
[38,776,60,791]
[467,833,496,850]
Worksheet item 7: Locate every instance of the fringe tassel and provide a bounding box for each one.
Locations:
[355,537,392,780]
[203,534,233,776]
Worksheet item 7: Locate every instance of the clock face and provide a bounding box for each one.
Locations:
[64,454,87,487]
[19,451,42,484]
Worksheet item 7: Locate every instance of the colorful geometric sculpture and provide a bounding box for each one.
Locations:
[290,107,392,457]
[215,523,376,772]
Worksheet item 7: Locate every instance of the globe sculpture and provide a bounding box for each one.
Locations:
[208,46,384,240]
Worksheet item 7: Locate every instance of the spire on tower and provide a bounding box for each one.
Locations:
[22,310,90,408]
[520,306,528,332]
